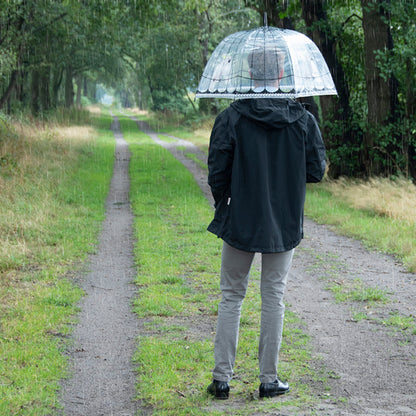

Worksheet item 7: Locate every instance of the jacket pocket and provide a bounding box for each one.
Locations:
[209,192,231,237]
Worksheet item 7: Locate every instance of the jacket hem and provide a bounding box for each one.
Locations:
[208,228,302,253]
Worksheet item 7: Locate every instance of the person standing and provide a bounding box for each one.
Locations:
[206,48,326,400]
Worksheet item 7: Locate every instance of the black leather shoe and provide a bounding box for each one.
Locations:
[207,379,230,400]
[259,377,289,398]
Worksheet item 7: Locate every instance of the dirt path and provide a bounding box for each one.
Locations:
[60,115,142,415]
[289,221,416,415]
[134,119,416,416]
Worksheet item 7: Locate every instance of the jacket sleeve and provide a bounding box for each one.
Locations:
[305,112,326,183]
[208,110,235,206]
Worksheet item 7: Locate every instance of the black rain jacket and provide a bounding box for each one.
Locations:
[207,98,326,253]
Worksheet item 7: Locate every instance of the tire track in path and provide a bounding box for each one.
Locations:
[60,115,145,415]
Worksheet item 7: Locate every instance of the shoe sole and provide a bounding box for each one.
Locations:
[259,388,290,398]
[207,392,229,400]
[207,386,229,400]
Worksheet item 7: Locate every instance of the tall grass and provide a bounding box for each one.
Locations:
[324,177,416,224]
[0,109,114,415]
[305,178,416,271]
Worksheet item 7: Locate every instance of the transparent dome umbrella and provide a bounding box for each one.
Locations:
[195,25,337,99]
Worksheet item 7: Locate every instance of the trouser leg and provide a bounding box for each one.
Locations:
[212,242,255,382]
[258,249,294,383]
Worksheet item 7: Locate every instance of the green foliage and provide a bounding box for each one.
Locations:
[309,0,416,179]
[377,1,416,110]
[151,88,191,113]
[329,279,389,303]
[134,0,258,111]
[365,116,416,177]
[0,0,141,112]
[323,115,363,177]
[0,49,16,79]
[329,1,366,119]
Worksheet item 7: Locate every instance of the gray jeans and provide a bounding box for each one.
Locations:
[212,241,294,383]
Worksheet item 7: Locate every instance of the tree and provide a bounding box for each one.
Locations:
[297,0,364,177]
[132,0,257,112]
[371,0,416,178]
[0,0,30,110]
[360,0,398,175]
[0,0,141,112]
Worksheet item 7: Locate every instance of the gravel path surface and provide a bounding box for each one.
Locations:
[289,220,416,415]
[60,115,142,415]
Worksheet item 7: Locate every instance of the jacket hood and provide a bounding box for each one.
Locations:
[230,98,306,129]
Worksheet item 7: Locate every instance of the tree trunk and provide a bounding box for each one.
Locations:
[0,1,26,111]
[52,67,63,108]
[39,66,51,112]
[405,57,416,178]
[360,0,397,175]
[30,69,40,116]
[300,0,358,178]
[0,70,19,110]
[65,65,74,108]
[261,0,280,27]
[16,69,26,104]
[137,89,142,110]
[75,74,82,108]
[90,82,97,103]
[244,0,283,27]
[83,77,88,97]
[197,8,216,115]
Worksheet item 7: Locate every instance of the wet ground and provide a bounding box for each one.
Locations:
[60,116,143,415]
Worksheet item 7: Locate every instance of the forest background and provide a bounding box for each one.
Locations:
[1,0,415,180]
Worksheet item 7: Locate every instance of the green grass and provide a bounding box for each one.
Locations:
[121,114,334,415]
[125,110,416,413]
[157,134,178,143]
[185,152,208,170]
[0,110,114,415]
[133,111,415,274]
[125,109,211,154]
[382,312,416,334]
[328,278,389,304]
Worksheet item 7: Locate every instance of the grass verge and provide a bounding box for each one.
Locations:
[0,109,114,415]
[121,115,332,415]
[305,179,416,272]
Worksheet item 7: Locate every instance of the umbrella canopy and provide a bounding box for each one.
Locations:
[196,26,337,99]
